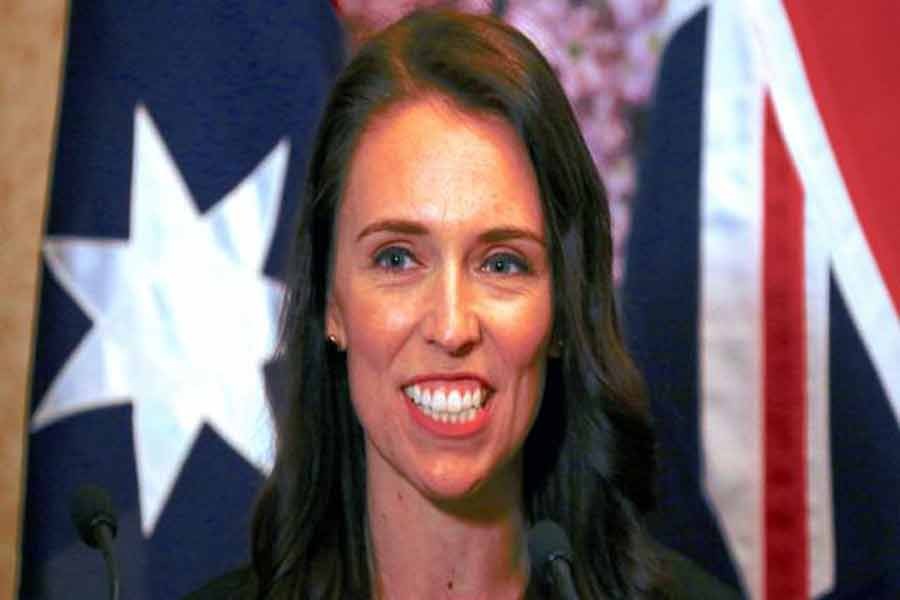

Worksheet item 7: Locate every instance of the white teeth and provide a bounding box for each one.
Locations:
[448,390,461,412]
[405,386,417,404]
[433,389,447,412]
[403,384,489,424]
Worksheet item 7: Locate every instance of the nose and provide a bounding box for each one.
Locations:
[421,263,481,356]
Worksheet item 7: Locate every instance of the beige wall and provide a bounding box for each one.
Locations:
[0,1,67,597]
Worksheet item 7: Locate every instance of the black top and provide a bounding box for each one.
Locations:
[183,547,741,599]
[183,567,549,600]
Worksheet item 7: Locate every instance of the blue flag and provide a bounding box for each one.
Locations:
[625,3,900,599]
[21,3,343,598]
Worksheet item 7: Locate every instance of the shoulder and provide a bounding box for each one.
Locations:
[182,566,257,600]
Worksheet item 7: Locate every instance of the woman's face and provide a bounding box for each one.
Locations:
[327,98,554,503]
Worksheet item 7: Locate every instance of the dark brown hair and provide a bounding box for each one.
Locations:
[252,9,659,599]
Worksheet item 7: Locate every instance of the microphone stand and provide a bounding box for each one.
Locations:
[545,553,579,600]
[94,522,120,600]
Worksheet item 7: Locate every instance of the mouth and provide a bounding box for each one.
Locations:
[401,377,493,437]
[403,383,488,424]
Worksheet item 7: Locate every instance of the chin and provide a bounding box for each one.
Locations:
[413,455,521,517]
[421,477,486,504]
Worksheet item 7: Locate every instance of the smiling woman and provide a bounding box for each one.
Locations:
[328,100,553,513]
[246,8,660,600]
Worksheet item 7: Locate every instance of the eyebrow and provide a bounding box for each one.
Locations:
[356,219,428,241]
[355,219,545,247]
[478,226,546,247]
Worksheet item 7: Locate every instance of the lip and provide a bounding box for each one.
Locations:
[402,372,493,389]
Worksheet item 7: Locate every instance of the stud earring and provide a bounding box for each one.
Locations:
[327,334,343,350]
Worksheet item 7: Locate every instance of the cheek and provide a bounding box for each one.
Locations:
[341,285,418,429]
[343,285,417,362]
[487,287,554,366]
[497,287,554,418]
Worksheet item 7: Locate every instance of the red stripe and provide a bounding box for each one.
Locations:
[784,0,900,315]
[762,95,808,600]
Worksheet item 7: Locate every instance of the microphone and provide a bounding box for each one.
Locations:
[70,485,121,600]
[528,520,579,600]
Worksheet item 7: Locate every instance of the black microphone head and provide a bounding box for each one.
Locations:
[70,484,118,548]
[528,520,573,571]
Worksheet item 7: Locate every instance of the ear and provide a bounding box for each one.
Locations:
[325,291,346,349]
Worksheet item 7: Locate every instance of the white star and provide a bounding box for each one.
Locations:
[33,105,288,535]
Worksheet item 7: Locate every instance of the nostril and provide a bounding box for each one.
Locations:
[446,339,476,357]
[431,314,480,355]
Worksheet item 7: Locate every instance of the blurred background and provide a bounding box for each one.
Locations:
[3,1,898,598]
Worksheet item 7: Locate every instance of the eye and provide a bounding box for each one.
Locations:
[481,252,530,275]
[373,246,416,271]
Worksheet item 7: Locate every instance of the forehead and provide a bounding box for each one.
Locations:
[339,98,544,234]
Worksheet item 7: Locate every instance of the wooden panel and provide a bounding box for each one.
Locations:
[0,1,66,597]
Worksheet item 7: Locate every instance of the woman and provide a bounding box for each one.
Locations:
[198,8,661,599]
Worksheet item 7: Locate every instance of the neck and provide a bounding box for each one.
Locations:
[366,455,530,600]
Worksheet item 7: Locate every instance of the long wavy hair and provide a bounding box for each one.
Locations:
[252,9,659,599]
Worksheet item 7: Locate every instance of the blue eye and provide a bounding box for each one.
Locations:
[481,252,529,275]
[374,246,415,271]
